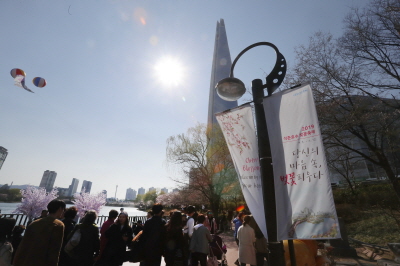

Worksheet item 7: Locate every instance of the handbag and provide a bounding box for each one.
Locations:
[207,246,218,266]
[64,228,81,257]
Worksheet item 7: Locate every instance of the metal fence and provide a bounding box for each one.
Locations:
[1,214,154,227]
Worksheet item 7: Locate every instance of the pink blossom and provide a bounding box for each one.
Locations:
[14,186,59,219]
[72,190,106,218]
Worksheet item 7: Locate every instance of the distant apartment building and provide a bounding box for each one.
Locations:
[102,190,107,198]
[148,187,156,192]
[161,187,168,194]
[0,147,8,170]
[68,178,79,197]
[172,188,179,193]
[138,187,145,195]
[81,180,92,194]
[39,170,57,192]
[125,188,137,201]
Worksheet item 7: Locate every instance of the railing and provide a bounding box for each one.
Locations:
[1,214,154,227]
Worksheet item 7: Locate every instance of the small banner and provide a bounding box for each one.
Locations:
[263,84,340,240]
[216,104,268,239]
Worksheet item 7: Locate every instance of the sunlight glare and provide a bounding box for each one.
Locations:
[154,56,185,87]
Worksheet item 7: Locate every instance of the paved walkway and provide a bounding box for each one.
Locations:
[123,230,380,266]
[123,230,238,266]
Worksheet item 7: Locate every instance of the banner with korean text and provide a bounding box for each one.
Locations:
[263,84,340,240]
[216,104,268,238]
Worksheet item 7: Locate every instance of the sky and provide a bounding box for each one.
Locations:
[0,0,369,199]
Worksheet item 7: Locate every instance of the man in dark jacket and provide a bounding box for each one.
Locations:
[141,204,166,266]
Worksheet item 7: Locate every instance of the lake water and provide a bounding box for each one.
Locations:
[0,202,148,217]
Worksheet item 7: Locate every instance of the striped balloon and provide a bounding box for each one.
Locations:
[32,77,46,88]
[10,68,26,78]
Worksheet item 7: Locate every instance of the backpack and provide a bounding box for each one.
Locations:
[64,228,81,257]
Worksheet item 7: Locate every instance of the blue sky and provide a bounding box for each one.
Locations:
[0,0,368,199]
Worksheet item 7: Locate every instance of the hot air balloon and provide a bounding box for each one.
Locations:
[32,77,46,88]
[10,68,26,78]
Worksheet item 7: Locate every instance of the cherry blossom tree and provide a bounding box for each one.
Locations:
[72,190,106,218]
[14,186,58,219]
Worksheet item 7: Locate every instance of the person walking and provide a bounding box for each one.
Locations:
[13,200,66,266]
[66,210,100,266]
[203,210,218,234]
[237,215,256,266]
[233,212,244,266]
[59,206,78,266]
[189,215,212,266]
[0,217,16,266]
[248,216,268,266]
[164,212,184,266]
[11,225,25,264]
[183,206,196,266]
[101,212,133,266]
[133,220,144,236]
[99,209,118,259]
[141,204,166,266]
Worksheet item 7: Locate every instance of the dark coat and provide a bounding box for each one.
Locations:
[67,223,100,266]
[58,217,77,266]
[164,225,184,266]
[141,216,166,260]
[0,217,16,241]
[102,223,133,266]
[13,216,64,266]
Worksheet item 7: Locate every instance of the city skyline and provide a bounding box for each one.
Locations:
[0,1,369,199]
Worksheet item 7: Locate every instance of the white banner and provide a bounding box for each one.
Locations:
[216,105,268,238]
[264,84,340,240]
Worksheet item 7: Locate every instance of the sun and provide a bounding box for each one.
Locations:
[154,56,185,87]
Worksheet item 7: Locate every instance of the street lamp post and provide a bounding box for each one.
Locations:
[216,42,287,266]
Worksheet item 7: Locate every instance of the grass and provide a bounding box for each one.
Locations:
[345,212,400,246]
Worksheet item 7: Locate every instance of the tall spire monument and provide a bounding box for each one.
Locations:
[207,19,238,130]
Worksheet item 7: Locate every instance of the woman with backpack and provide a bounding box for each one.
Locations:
[65,210,100,266]
[101,211,133,266]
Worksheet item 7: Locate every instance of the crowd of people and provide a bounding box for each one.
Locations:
[0,200,266,266]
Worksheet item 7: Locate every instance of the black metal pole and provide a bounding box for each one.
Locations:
[251,79,285,266]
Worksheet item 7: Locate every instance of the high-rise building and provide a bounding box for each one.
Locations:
[207,19,238,130]
[68,178,79,197]
[172,188,179,193]
[39,170,57,192]
[138,187,145,195]
[0,147,8,170]
[102,190,107,198]
[81,180,92,194]
[148,187,156,192]
[161,187,168,194]
[125,188,137,201]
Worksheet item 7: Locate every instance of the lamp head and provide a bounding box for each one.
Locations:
[215,77,246,101]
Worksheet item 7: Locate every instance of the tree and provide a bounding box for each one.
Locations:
[166,123,238,215]
[143,190,158,204]
[14,186,58,219]
[134,194,144,203]
[72,190,106,218]
[339,0,400,99]
[7,188,22,202]
[286,0,400,201]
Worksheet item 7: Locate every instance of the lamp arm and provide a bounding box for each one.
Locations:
[230,42,287,95]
